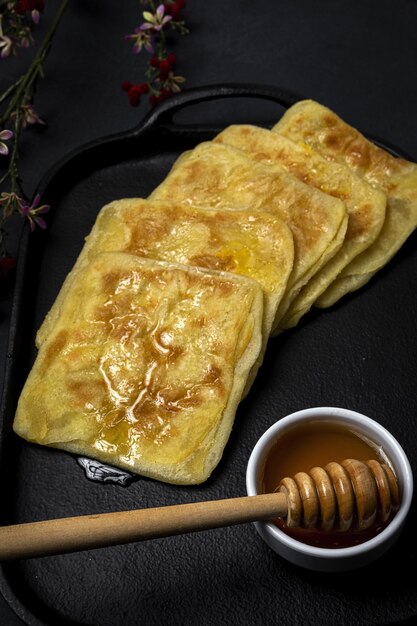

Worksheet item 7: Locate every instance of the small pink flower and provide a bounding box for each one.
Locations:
[0,191,23,206]
[19,194,50,231]
[125,27,154,54]
[0,130,13,156]
[21,104,46,127]
[162,72,185,93]
[19,36,31,49]
[16,26,34,50]
[141,4,172,32]
[0,33,13,58]
[0,16,15,57]
[0,191,24,217]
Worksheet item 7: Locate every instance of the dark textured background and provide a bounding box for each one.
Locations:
[1,1,417,624]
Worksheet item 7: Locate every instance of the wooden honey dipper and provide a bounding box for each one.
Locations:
[0,458,400,561]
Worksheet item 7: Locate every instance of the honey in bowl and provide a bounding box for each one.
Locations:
[261,420,398,549]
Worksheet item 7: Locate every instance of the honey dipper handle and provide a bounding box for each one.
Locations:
[0,493,287,561]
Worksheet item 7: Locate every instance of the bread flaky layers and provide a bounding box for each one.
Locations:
[14,252,264,485]
[213,124,387,323]
[150,141,348,330]
[273,99,417,303]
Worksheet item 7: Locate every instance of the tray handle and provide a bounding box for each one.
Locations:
[137,82,303,131]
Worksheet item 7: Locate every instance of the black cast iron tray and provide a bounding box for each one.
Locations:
[1,84,417,626]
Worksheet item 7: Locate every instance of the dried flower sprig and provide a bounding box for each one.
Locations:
[0,0,45,58]
[122,1,188,109]
[0,0,68,273]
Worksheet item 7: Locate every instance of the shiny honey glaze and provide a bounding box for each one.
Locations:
[261,420,394,548]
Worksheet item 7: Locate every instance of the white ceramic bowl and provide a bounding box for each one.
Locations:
[246,407,413,572]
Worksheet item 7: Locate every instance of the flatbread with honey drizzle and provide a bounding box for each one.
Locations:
[14,252,264,485]
[35,199,294,396]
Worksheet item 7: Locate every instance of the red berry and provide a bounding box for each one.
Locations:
[166,53,176,67]
[177,0,186,8]
[149,88,171,107]
[0,256,17,280]
[15,0,31,13]
[138,83,149,94]
[158,59,171,77]
[121,80,132,92]
[170,4,181,20]
[150,55,160,67]
[128,85,142,107]
[160,88,171,99]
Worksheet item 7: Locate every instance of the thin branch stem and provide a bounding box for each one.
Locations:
[0,78,24,110]
[3,0,69,121]
[9,107,23,196]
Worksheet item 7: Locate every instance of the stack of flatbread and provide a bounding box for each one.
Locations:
[14,100,417,485]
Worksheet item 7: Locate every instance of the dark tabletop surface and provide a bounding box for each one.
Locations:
[1,1,417,624]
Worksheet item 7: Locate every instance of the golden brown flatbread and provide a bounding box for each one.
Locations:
[150,141,348,331]
[274,100,417,304]
[14,252,264,485]
[36,199,294,345]
[35,199,294,398]
[214,125,387,321]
